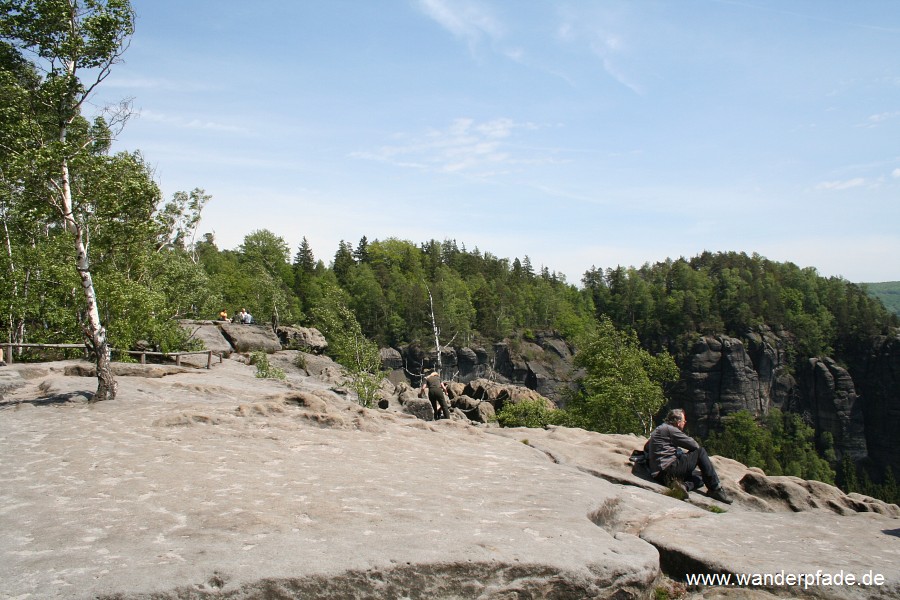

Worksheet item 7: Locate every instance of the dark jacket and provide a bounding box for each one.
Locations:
[648,423,700,477]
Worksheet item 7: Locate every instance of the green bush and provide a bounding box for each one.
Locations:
[496,398,568,428]
[705,409,835,484]
[250,351,285,380]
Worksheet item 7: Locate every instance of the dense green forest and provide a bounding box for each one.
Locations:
[864,281,900,318]
[3,2,898,501]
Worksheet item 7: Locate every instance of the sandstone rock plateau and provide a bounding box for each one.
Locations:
[1,355,898,599]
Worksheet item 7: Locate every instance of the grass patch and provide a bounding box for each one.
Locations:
[663,483,689,502]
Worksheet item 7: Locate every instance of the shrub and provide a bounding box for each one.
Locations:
[250,351,285,380]
[496,398,568,428]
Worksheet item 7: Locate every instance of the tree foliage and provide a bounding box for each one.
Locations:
[307,275,383,407]
[566,316,679,435]
[1,1,215,369]
[1,0,137,399]
[705,409,836,484]
[583,252,897,357]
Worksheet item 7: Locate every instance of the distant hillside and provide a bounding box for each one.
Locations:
[864,281,900,317]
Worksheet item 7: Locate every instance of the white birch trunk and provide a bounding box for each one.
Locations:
[58,54,116,401]
[59,158,116,401]
[427,286,442,373]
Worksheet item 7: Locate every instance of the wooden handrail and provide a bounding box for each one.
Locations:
[0,343,220,369]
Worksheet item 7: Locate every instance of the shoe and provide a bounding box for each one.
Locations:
[708,486,733,504]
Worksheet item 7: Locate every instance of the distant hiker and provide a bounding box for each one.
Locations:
[421,371,451,420]
[238,308,253,324]
[648,408,733,504]
[0,346,5,366]
[218,309,228,321]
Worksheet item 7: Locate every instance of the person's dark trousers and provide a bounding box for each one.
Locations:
[428,390,451,420]
[660,447,720,491]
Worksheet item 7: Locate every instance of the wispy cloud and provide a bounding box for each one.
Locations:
[556,9,644,95]
[864,111,900,128]
[352,117,552,175]
[105,76,221,93]
[415,0,504,52]
[815,177,866,191]
[137,109,250,134]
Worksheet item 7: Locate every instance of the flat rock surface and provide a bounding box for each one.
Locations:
[642,511,900,600]
[1,358,898,599]
[0,360,657,599]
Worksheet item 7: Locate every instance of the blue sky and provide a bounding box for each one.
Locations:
[94,0,900,284]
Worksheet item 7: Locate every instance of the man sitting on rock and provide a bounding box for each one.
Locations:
[648,408,732,504]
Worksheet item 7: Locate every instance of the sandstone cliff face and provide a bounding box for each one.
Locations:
[851,334,900,475]
[674,329,900,476]
[799,357,868,461]
[387,332,577,405]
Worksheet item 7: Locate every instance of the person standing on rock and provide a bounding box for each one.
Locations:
[421,371,452,420]
[648,408,732,504]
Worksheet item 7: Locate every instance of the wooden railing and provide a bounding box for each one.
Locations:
[0,343,220,369]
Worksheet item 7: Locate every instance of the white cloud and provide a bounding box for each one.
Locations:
[137,109,249,134]
[104,76,219,93]
[352,117,546,175]
[892,168,900,178]
[416,0,504,49]
[815,177,866,191]
[867,111,900,125]
[556,8,643,95]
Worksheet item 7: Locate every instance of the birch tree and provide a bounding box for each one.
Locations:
[569,316,679,436]
[0,0,135,400]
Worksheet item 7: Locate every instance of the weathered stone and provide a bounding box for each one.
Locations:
[1,357,899,600]
[0,368,25,398]
[397,389,419,405]
[738,471,900,516]
[401,396,435,421]
[378,347,403,370]
[851,334,900,479]
[445,381,465,399]
[800,357,867,462]
[679,335,764,437]
[63,362,191,378]
[469,401,496,424]
[180,320,234,356]
[450,394,480,411]
[276,326,328,354]
[455,346,478,371]
[219,323,282,354]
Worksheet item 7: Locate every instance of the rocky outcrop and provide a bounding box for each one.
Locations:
[850,334,900,478]
[677,334,766,437]
[218,322,282,354]
[2,357,899,599]
[379,376,548,424]
[180,320,235,357]
[675,330,870,465]
[798,357,867,462]
[393,343,493,384]
[275,325,328,354]
[494,332,579,402]
[384,331,576,408]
